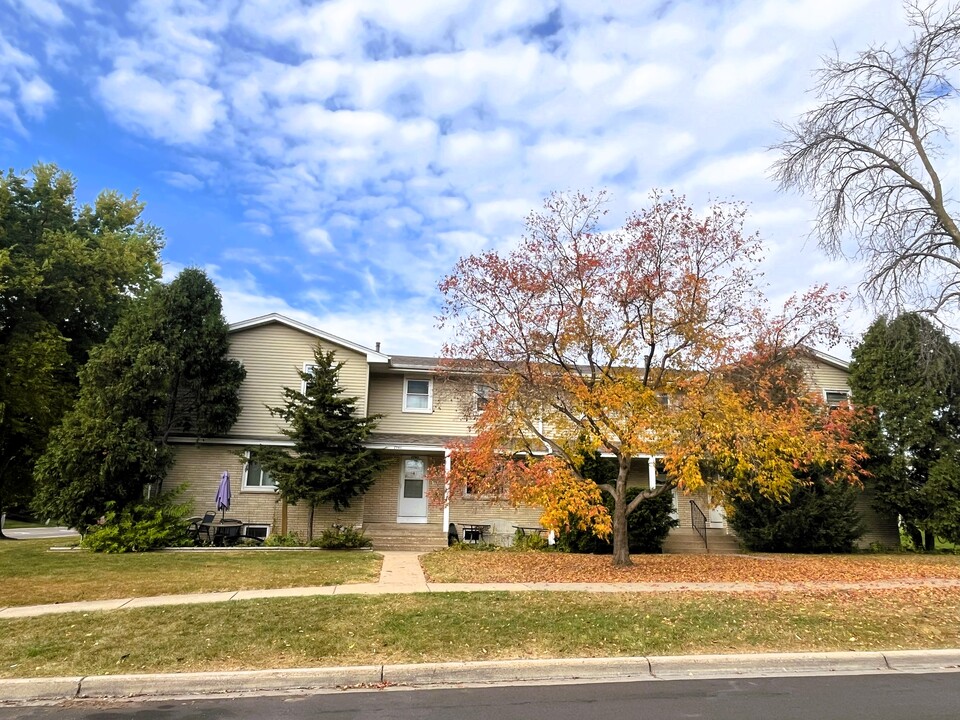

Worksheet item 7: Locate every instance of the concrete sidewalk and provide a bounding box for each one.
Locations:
[4,551,960,619]
[2,553,960,704]
[2,650,960,704]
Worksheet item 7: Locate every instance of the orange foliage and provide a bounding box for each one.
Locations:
[435,190,864,564]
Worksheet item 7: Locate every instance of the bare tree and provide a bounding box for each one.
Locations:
[773,1,960,314]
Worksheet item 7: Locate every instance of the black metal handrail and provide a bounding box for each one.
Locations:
[690,500,708,552]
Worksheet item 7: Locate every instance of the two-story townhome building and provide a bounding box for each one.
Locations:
[166,313,898,552]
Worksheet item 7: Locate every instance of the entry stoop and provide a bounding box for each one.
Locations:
[363,522,448,552]
[662,528,741,554]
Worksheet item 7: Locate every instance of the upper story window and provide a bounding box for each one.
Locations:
[474,384,494,413]
[655,393,670,407]
[301,363,317,395]
[824,390,851,409]
[403,377,433,413]
[243,457,276,491]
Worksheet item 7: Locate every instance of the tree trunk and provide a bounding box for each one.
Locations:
[611,457,632,567]
[906,523,924,550]
[307,504,315,542]
[924,530,936,552]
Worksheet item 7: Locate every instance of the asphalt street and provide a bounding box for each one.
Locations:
[2,672,959,720]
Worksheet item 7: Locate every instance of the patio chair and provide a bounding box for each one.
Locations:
[186,512,216,544]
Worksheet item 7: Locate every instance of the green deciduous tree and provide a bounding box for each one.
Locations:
[0,164,163,535]
[33,268,244,530]
[250,346,384,541]
[849,313,960,550]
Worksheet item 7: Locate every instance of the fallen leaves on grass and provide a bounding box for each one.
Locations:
[421,550,960,585]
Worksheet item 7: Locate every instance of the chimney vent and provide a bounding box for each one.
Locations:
[375,341,381,352]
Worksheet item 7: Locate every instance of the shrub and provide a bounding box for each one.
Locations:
[309,524,372,549]
[727,468,865,553]
[512,530,550,551]
[557,488,678,554]
[264,532,304,547]
[81,487,193,553]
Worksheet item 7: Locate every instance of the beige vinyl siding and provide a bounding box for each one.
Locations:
[798,357,851,396]
[368,373,474,436]
[166,444,363,538]
[228,322,369,439]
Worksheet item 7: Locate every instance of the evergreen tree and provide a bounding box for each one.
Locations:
[849,313,960,550]
[250,346,384,541]
[33,269,244,530]
[0,164,163,535]
[727,467,865,553]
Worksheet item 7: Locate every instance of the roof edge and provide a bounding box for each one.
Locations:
[229,313,390,363]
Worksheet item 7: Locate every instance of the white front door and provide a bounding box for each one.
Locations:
[706,492,726,529]
[397,457,428,523]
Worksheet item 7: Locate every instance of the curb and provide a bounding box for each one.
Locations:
[2,650,959,704]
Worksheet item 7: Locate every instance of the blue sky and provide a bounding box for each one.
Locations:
[0,0,934,355]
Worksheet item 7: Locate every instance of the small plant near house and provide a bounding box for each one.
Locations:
[448,540,502,552]
[82,488,193,553]
[309,524,372,549]
[263,532,305,547]
[512,530,550,551]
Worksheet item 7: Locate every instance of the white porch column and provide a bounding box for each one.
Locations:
[442,449,452,529]
[648,456,657,490]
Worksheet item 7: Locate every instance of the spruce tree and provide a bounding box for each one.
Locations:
[251,346,383,540]
[850,313,960,550]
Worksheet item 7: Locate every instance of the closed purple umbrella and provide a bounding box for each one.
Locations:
[215,471,231,519]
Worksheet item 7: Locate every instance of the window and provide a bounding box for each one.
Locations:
[301,362,318,394]
[474,384,494,413]
[402,458,425,498]
[656,393,670,407]
[243,458,276,491]
[824,390,851,409]
[243,524,270,540]
[403,377,433,412]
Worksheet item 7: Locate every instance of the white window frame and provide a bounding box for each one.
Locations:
[301,362,318,395]
[474,384,493,414]
[243,523,271,539]
[242,453,277,493]
[824,389,851,409]
[403,376,433,413]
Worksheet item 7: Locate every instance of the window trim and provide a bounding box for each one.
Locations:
[243,523,271,539]
[301,362,318,395]
[823,389,851,409]
[402,376,433,413]
[242,453,277,493]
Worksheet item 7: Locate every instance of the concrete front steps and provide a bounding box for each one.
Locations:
[662,528,741,554]
[363,522,448,552]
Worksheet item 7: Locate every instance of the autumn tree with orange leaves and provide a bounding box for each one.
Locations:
[437,190,863,566]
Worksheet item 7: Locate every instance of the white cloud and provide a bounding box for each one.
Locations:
[4,0,938,353]
[300,228,334,254]
[158,170,203,190]
[98,69,224,144]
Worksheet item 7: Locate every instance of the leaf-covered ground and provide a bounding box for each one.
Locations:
[421,549,960,584]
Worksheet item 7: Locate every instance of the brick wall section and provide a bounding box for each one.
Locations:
[167,444,363,539]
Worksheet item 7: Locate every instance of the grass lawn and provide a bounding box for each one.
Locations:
[1,587,958,678]
[0,539,381,607]
[421,549,960,584]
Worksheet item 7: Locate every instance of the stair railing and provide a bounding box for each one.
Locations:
[690,500,708,552]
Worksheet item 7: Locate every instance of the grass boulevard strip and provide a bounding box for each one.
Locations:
[1,541,958,679]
